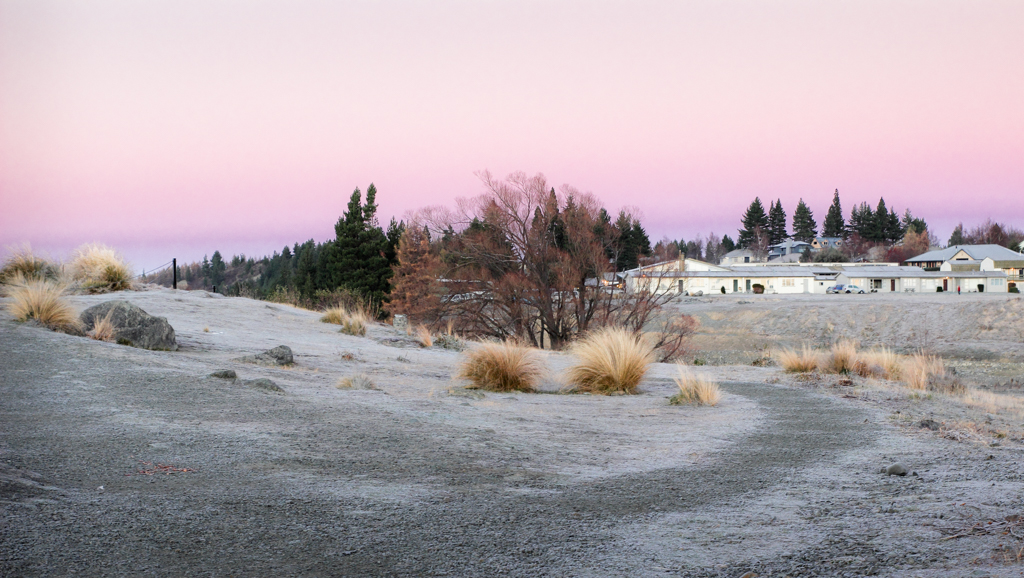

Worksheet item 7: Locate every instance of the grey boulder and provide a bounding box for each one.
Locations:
[80,301,177,351]
[237,345,294,366]
[884,463,908,476]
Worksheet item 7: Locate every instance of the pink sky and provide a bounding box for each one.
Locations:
[2,0,1022,270]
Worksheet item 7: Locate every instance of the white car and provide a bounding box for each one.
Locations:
[843,284,866,294]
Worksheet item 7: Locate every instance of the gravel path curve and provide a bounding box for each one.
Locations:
[2,321,876,577]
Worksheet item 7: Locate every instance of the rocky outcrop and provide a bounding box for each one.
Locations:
[80,301,177,351]
[236,345,293,366]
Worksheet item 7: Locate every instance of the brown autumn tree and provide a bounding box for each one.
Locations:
[415,171,695,355]
[386,226,444,325]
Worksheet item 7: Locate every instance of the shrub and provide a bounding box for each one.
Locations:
[320,305,370,336]
[669,365,721,406]
[752,283,764,294]
[1,245,58,283]
[68,243,133,292]
[565,327,655,394]
[936,287,943,292]
[413,325,433,348]
[720,286,726,294]
[3,275,80,332]
[457,340,544,392]
[777,345,822,373]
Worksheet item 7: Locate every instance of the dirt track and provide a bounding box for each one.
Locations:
[3,289,1024,576]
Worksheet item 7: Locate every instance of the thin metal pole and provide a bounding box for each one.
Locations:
[172,258,177,289]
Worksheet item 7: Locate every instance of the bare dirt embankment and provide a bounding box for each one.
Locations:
[2,288,1024,577]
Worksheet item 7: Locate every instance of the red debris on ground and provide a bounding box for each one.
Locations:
[126,461,196,476]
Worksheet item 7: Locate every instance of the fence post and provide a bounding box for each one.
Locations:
[172,258,177,289]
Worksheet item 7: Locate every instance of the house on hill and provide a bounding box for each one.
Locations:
[904,244,1024,283]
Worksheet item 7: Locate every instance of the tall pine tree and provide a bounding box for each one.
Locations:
[320,184,394,306]
[948,223,966,246]
[847,202,874,239]
[823,189,845,238]
[791,199,817,243]
[767,199,788,245]
[738,197,769,249]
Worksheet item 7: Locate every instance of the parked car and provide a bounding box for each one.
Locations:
[843,284,866,294]
[826,284,845,294]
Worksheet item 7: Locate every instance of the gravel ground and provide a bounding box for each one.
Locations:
[3,289,1024,577]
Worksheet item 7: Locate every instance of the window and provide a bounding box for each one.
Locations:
[871,279,882,289]
[781,279,795,287]
[991,278,1004,286]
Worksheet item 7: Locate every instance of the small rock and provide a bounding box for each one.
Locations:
[209,369,237,379]
[80,300,177,351]
[392,314,409,332]
[246,378,284,393]
[884,463,908,476]
[237,345,293,366]
[448,387,485,400]
[919,419,941,431]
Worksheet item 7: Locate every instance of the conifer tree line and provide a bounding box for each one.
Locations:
[735,189,928,249]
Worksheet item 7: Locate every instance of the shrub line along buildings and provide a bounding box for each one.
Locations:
[621,244,1020,295]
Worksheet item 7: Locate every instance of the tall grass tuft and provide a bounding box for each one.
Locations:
[902,353,945,390]
[88,310,116,342]
[669,365,721,406]
[320,305,370,336]
[413,325,433,348]
[3,274,80,332]
[777,345,822,373]
[566,327,655,394]
[1,244,58,283]
[824,340,858,374]
[457,340,544,393]
[69,243,133,292]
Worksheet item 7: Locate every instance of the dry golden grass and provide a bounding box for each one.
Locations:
[670,365,721,406]
[457,340,544,393]
[1,244,57,283]
[960,388,1024,417]
[902,353,945,390]
[861,347,902,380]
[88,311,116,342]
[3,275,79,331]
[336,374,376,390]
[414,325,433,348]
[566,327,655,394]
[320,305,369,336]
[824,340,858,374]
[777,345,822,373]
[68,243,133,292]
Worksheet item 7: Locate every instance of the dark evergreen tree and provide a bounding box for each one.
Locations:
[613,212,652,271]
[210,251,226,288]
[823,189,845,238]
[738,197,769,248]
[901,209,928,235]
[319,184,393,306]
[201,255,211,287]
[767,199,788,245]
[791,199,817,243]
[385,218,406,267]
[721,234,736,253]
[847,202,874,239]
[948,223,965,246]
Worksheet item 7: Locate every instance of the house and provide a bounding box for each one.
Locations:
[720,248,761,265]
[811,237,843,251]
[768,239,811,262]
[620,258,1009,295]
[904,244,1024,283]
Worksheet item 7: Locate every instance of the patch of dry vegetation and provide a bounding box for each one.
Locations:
[457,340,544,393]
[88,311,116,342]
[336,374,376,390]
[68,243,133,292]
[3,274,80,332]
[413,325,433,348]
[1,244,59,283]
[320,305,370,336]
[566,328,654,394]
[778,345,822,373]
[669,365,721,406]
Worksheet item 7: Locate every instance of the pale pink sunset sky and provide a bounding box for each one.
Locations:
[1,1,1022,269]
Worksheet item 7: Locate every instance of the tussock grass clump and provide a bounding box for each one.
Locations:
[825,340,858,374]
[88,311,116,342]
[778,345,822,373]
[861,347,902,380]
[320,305,370,336]
[336,374,376,390]
[669,365,721,406]
[69,243,133,292]
[566,327,655,394]
[3,275,80,332]
[1,244,58,283]
[413,325,433,348]
[902,353,946,391]
[457,340,544,393]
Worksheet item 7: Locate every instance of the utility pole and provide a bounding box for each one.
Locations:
[172,258,177,289]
